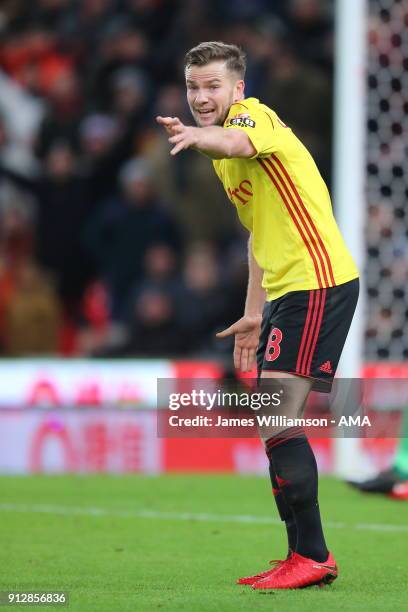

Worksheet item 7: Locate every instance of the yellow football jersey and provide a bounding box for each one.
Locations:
[212,97,359,301]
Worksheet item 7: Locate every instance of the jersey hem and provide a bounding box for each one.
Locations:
[265,273,359,302]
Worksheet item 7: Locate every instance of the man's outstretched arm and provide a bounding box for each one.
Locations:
[156,116,256,159]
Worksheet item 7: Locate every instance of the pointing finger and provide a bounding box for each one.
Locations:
[156,116,169,124]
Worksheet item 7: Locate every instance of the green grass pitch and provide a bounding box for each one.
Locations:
[0,474,407,611]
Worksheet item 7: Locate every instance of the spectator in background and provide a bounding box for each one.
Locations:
[0,73,44,176]
[0,190,36,352]
[0,141,95,317]
[137,242,180,296]
[75,278,120,356]
[108,66,151,175]
[80,242,182,356]
[110,66,150,125]
[84,157,182,318]
[55,0,116,55]
[0,194,34,269]
[176,242,230,353]
[86,15,149,105]
[147,84,192,204]
[0,24,65,95]
[120,287,187,357]
[96,283,188,358]
[4,261,61,355]
[78,113,126,203]
[35,66,83,158]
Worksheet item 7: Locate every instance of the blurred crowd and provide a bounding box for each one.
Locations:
[0,0,334,358]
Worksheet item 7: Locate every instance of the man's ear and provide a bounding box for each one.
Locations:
[233,79,245,103]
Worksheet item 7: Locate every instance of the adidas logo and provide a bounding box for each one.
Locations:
[319,360,333,374]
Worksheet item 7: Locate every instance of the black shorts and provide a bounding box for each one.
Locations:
[256,278,359,393]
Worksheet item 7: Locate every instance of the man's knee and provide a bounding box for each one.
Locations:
[257,374,312,440]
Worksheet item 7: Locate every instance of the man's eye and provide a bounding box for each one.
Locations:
[210,85,219,90]
[188,85,198,90]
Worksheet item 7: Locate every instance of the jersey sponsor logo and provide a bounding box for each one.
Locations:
[227,179,253,206]
[228,115,256,128]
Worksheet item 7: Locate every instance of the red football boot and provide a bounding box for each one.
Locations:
[237,553,292,585]
[252,551,338,590]
[389,482,408,500]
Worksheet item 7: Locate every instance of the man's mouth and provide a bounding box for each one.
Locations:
[196,108,215,116]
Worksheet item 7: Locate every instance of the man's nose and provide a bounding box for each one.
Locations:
[195,90,209,104]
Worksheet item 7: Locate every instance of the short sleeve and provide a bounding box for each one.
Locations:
[224,102,278,158]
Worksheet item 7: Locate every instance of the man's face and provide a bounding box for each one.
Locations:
[185,61,244,127]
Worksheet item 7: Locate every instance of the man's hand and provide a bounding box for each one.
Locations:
[156,116,199,156]
[216,314,262,372]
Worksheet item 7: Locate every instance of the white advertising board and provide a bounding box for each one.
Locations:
[0,359,172,407]
[0,409,161,474]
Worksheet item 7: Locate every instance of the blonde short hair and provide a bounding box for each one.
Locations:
[184,41,246,78]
